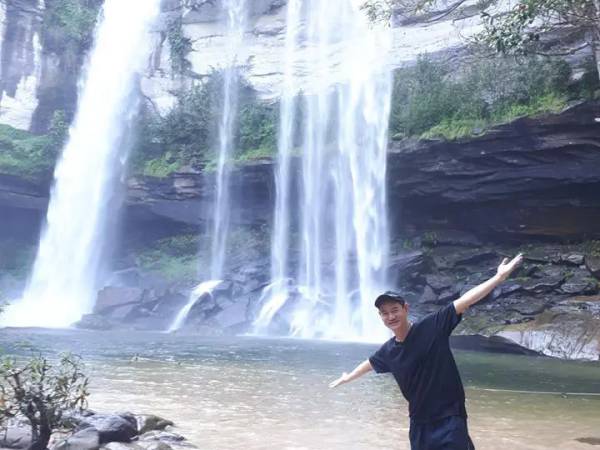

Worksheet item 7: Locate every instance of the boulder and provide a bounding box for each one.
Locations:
[425,274,454,293]
[0,424,32,449]
[560,275,599,295]
[419,285,438,304]
[135,415,174,435]
[387,251,427,283]
[212,300,249,329]
[137,443,173,450]
[74,314,114,330]
[77,414,137,444]
[139,431,185,443]
[585,255,600,279]
[94,287,145,314]
[560,253,585,266]
[52,427,100,450]
[102,443,144,450]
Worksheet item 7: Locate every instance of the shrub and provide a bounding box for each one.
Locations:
[390,55,574,140]
[0,354,89,450]
[0,111,69,179]
[166,16,193,74]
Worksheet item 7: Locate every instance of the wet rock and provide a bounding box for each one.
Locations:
[139,431,185,443]
[74,314,114,331]
[137,442,173,450]
[102,443,144,450]
[419,285,438,304]
[52,427,100,450]
[135,415,174,435]
[497,311,600,360]
[560,275,599,295]
[431,247,496,270]
[212,299,250,330]
[524,248,563,264]
[438,287,460,303]
[425,274,454,293]
[94,287,145,314]
[388,251,427,283]
[78,414,137,444]
[560,253,585,266]
[425,230,482,247]
[0,424,32,449]
[585,255,600,279]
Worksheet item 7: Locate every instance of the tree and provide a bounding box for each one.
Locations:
[0,354,89,450]
[361,0,600,83]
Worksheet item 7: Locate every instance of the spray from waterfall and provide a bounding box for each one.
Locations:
[1,0,161,328]
[255,0,393,340]
[169,0,248,332]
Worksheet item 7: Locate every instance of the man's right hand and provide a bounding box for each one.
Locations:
[329,372,350,388]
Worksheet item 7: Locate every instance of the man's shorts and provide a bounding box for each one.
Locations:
[409,415,475,450]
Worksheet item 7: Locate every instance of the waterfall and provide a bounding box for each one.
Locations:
[169,0,247,333]
[256,0,393,340]
[1,0,161,328]
[210,0,248,280]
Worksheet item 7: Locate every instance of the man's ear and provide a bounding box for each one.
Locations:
[404,303,409,313]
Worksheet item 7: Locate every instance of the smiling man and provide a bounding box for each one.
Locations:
[330,254,523,450]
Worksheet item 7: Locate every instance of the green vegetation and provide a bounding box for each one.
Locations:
[0,353,89,450]
[389,55,590,140]
[166,16,193,74]
[43,0,102,53]
[132,72,278,177]
[134,226,269,281]
[0,111,68,179]
[135,235,200,281]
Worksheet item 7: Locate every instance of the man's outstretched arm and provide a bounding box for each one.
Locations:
[329,359,373,388]
[453,253,523,315]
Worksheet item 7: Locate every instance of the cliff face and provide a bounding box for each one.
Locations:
[2,101,599,240]
[389,101,600,241]
[4,0,592,129]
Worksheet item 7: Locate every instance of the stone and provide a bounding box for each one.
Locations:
[585,255,600,279]
[135,415,174,435]
[77,414,137,444]
[94,287,145,314]
[137,442,173,450]
[0,424,32,449]
[419,285,438,304]
[52,427,100,450]
[560,275,599,295]
[212,300,249,329]
[139,431,184,443]
[74,314,114,331]
[387,251,427,283]
[102,443,144,450]
[425,274,454,292]
[560,253,584,265]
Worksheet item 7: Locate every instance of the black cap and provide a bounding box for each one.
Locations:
[374,291,406,309]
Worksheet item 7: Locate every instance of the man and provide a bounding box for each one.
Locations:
[329,254,523,450]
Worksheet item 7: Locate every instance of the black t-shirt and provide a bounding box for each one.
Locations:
[369,303,466,423]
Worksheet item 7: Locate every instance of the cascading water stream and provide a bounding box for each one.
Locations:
[168,0,247,332]
[210,0,248,280]
[255,0,392,340]
[1,0,161,328]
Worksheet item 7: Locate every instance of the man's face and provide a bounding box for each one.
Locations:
[377,301,408,331]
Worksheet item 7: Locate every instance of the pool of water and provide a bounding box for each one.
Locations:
[1,328,600,449]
